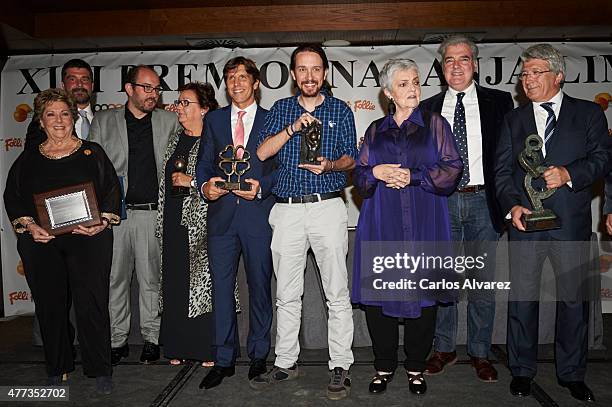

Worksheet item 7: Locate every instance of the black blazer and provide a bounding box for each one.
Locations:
[195,105,277,237]
[494,94,611,240]
[421,84,514,233]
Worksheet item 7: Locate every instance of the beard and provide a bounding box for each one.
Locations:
[299,81,322,97]
[70,87,92,105]
[134,96,158,114]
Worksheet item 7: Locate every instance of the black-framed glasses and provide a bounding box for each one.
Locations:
[518,70,552,81]
[131,83,163,94]
[174,99,198,107]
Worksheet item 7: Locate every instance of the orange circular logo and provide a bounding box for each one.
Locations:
[16,260,25,276]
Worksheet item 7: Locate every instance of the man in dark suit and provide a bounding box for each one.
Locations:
[421,35,513,383]
[25,58,95,149]
[196,56,275,389]
[495,44,610,401]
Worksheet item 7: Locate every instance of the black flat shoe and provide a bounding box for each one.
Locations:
[369,372,394,394]
[199,366,235,389]
[248,359,267,380]
[111,344,129,366]
[558,380,595,402]
[407,372,427,395]
[510,376,532,397]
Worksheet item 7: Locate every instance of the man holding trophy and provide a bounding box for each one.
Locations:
[196,57,276,389]
[495,44,610,402]
[255,44,357,400]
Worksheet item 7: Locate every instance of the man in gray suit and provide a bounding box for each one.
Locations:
[89,65,181,365]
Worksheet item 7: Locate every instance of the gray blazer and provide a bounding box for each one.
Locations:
[89,106,181,193]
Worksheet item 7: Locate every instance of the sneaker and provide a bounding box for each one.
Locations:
[327,367,351,400]
[249,364,298,390]
[139,341,160,364]
[111,343,129,366]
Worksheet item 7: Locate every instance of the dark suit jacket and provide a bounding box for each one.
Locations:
[421,84,514,232]
[495,94,611,240]
[195,105,276,237]
[24,118,46,151]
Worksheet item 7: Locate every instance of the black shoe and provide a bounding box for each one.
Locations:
[368,372,394,394]
[510,376,532,397]
[559,380,595,402]
[199,366,235,389]
[407,372,427,395]
[95,376,113,395]
[110,344,129,366]
[248,359,267,380]
[139,341,160,364]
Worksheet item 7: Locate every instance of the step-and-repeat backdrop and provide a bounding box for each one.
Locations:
[1,43,611,316]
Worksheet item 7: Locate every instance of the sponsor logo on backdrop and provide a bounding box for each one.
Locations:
[16,260,25,276]
[5,138,23,151]
[8,291,32,305]
[594,92,611,111]
[93,103,124,112]
[13,103,32,122]
[346,99,376,113]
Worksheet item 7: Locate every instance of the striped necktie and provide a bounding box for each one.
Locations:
[540,102,556,152]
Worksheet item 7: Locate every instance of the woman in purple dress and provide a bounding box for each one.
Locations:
[352,59,462,395]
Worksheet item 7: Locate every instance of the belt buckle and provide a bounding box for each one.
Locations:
[314,193,321,202]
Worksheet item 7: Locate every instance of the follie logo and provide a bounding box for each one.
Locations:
[594,92,611,112]
[8,291,31,305]
[13,103,32,122]
[5,138,23,151]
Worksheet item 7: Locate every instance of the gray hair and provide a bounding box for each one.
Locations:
[438,34,479,59]
[521,44,565,77]
[380,59,419,92]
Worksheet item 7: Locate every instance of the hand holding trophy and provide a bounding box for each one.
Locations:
[214,145,252,191]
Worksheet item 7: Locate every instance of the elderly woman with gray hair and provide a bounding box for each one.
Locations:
[352,59,462,395]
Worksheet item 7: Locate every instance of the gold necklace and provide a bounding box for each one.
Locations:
[39,138,83,160]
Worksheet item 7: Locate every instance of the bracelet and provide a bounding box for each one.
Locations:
[285,127,292,137]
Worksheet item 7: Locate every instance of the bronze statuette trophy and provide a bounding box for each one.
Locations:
[171,156,190,197]
[518,134,560,231]
[299,120,322,165]
[214,144,252,191]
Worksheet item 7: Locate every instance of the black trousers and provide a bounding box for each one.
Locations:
[365,305,437,372]
[18,229,113,377]
[507,233,590,381]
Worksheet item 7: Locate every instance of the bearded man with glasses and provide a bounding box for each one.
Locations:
[90,65,181,366]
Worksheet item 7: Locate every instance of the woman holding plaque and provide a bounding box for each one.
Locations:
[3,88,121,394]
[351,59,462,395]
[156,82,221,366]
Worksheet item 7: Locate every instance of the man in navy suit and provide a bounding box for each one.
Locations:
[421,35,514,383]
[495,44,610,401]
[196,56,275,389]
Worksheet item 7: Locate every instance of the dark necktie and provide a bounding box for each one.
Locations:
[540,102,556,153]
[453,92,469,188]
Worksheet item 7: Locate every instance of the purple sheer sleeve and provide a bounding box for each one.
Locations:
[410,113,463,196]
[352,120,381,199]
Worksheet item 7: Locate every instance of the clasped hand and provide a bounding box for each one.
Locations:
[373,164,411,189]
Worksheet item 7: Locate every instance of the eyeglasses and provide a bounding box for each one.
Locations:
[443,56,473,66]
[131,83,163,94]
[518,70,551,81]
[174,99,198,107]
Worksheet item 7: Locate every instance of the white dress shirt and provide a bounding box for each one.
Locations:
[441,81,484,186]
[231,101,257,147]
[532,90,563,157]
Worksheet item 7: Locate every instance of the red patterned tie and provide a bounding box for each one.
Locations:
[234,110,246,158]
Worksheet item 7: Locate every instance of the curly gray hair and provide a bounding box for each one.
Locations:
[379,59,419,93]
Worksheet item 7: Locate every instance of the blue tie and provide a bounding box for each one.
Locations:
[453,92,470,188]
[540,102,556,152]
[79,110,90,139]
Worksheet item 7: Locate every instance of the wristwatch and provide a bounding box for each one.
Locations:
[256,187,262,200]
[190,178,196,189]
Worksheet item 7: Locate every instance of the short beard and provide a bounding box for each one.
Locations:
[70,88,92,105]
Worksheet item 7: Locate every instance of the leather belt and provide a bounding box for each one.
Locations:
[126,203,158,210]
[456,185,485,193]
[276,191,342,204]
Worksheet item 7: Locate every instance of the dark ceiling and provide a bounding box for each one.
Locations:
[1,0,611,55]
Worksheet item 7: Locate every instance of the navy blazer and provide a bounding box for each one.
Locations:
[494,94,611,240]
[421,84,514,233]
[195,105,276,236]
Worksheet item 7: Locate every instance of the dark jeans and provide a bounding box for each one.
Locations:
[434,190,499,358]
